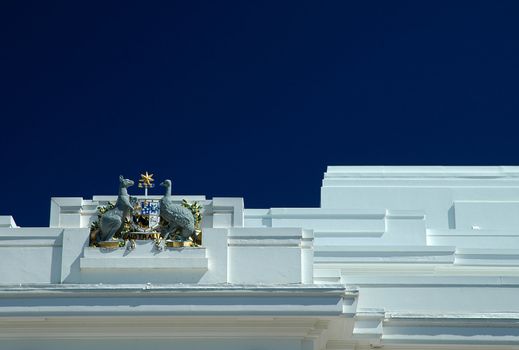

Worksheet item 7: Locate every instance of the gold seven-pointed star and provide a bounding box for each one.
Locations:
[139,171,154,186]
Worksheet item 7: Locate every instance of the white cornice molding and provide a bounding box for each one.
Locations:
[0,284,357,318]
[324,166,519,178]
[0,283,354,293]
[349,310,519,348]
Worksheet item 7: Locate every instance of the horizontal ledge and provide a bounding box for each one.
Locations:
[386,210,425,219]
[314,230,384,237]
[269,208,386,219]
[245,208,424,220]
[387,312,519,321]
[80,257,208,270]
[0,244,61,248]
[314,246,456,264]
[380,335,519,346]
[229,235,304,240]
[315,245,455,253]
[316,259,453,264]
[0,284,353,318]
[0,229,63,238]
[455,249,519,266]
[340,275,519,286]
[243,209,271,218]
[322,184,519,189]
[428,229,519,237]
[325,166,519,177]
[229,228,311,239]
[315,263,519,270]
[0,309,347,319]
[456,248,519,256]
[0,283,353,296]
[228,243,304,247]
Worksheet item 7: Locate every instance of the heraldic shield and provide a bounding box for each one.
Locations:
[132,198,161,233]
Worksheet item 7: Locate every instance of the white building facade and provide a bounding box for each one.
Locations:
[1,166,519,349]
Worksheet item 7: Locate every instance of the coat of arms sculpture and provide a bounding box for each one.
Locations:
[90,173,202,249]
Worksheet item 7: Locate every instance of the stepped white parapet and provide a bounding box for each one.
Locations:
[322,166,519,230]
[1,166,519,349]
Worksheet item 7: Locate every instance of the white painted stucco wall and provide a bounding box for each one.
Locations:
[1,166,519,349]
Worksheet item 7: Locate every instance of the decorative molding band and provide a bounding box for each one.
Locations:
[314,246,455,264]
[0,284,354,318]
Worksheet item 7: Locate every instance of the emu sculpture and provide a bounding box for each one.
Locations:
[97,175,135,242]
[159,179,195,241]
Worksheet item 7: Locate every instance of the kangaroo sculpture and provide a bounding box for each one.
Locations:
[97,175,135,242]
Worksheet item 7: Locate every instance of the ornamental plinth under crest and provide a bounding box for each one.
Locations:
[90,173,202,249]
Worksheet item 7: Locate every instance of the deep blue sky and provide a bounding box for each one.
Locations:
[1,1,519,227]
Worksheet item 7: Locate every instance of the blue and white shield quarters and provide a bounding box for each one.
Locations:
[132,199,160,232]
